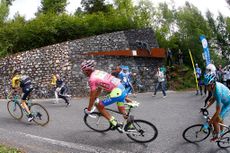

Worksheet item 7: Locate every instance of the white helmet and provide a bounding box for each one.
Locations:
[206,64,216,75]
[80,60,96,71]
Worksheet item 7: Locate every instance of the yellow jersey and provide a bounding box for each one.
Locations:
[51,75,57,86]
[12,75,21,88]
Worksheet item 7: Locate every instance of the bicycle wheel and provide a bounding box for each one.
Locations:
[30,103,49,126]
[84,112,111,132]
[125,119,158,143]
[182,124,210,143]
[217,131,230,148]
[7,100,23,120]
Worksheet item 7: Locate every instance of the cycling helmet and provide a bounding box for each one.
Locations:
[206,64,216,75]
[81,60,96,71]
[204,73,216,85]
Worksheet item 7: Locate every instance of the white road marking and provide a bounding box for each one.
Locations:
[0,127,130,153]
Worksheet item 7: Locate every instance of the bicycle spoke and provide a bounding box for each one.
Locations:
[182,124,210,143]
[125,120,158,143]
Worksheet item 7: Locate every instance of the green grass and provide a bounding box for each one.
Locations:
[0,145,23,153]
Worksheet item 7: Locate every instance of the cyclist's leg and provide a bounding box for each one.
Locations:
[21,88,33,114]
[219,106,230,133]
[97,86,126,126]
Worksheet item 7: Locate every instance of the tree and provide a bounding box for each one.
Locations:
[81,0,112,13]
[5,0,14,6]
[0,0,9,24]
[37,0,67,15]
[226,0,230,6]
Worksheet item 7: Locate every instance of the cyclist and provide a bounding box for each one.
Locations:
[201,73,230,141]
[11,70,34,122]
[81,60,134,130]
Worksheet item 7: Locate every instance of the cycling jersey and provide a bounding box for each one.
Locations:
[20,75,33,89]
[89,70,121,92]
[213,82,230,120]
[12,75,21,88]
[214,82,230,106]
[51,75,57,85]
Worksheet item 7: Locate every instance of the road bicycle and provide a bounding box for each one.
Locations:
[7,94,50,126]
[183,109,230,148]
[84,101,158,143]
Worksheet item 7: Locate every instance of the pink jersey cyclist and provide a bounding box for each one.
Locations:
[89,70,127,107]
[81,60,129,129]
[89,70,121,92]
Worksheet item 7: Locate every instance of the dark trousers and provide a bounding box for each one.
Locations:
[154,81,166,96]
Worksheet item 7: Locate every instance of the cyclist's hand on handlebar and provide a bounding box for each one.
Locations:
[84,107,96,115]
[84,108,92,115]
[200,107,209,115]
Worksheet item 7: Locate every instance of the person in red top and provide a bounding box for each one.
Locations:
[81,60,129,129]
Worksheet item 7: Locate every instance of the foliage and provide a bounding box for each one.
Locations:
[0,0,229,71]
[0,144,22,153]
[81,0,112,14]
[37,0,67,15]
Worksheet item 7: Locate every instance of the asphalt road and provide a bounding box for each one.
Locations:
[0,91,229,153]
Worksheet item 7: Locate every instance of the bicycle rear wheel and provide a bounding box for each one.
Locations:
[84,112,111,132]
[30,103,49,126]
[182,124,210,143]
[7,100,23,120]
[125,119,158,143]
[217,131,230,148]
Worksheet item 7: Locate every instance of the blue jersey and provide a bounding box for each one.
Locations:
[214,82,230,106]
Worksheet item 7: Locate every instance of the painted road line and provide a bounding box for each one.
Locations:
[0,127,131,153]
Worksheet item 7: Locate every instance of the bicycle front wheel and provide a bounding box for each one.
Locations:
[7,100,23,120]
[30,103,49,126]
[182,124,210,143]
[84,112,111,132]
[125,119,158,143]
[217,131,230,148]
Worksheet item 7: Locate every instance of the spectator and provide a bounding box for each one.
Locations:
[195,63,203,95]
[152,67,166,98]
[216,64,224,83]
[118,66,134,95]
[178,49,183,65]
[111,65,121,78]
[226,68,230,89]
[166,48,173,66]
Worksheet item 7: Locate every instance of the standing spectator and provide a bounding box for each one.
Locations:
[178,49,183,65]
[195,63,203,95]
[204,63,216,107]
[111,65,121,78]
[118,66,134,95]
[152,67,166,98]
[166,48,173,66]
[216,64,224,83]
[226,68,230,89]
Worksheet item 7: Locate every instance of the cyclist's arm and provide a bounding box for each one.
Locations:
[87,88,101,111]
[206,96,216,109]
[210,105,221,124]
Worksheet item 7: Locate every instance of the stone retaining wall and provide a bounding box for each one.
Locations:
[0,28,163,98]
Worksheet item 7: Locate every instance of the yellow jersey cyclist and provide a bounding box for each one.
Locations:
[201,73,230,141]
[12,70,34,122]
[81,60,136,130]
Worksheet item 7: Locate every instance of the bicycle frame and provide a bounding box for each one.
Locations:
[202,111,230,137]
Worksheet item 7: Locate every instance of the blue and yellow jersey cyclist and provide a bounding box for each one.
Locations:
[11,70,34,122]
[202,73,230,141]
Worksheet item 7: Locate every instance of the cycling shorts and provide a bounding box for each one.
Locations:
[101,84,127,107]
[219,104,230,120]
[22,87,33,100]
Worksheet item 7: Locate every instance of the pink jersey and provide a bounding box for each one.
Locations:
[89,70,121,92]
